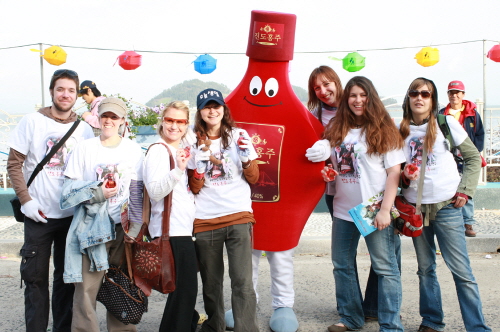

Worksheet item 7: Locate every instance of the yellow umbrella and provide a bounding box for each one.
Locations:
[31,45,67,66]
[415,47,439,67]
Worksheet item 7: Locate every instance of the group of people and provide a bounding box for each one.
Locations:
[305,66,489,332]
[7,66,489,332]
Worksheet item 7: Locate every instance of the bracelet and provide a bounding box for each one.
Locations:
[193,169,205,180]
[242,160,251,169]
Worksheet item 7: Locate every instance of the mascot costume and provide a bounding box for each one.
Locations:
[225,10,324,332]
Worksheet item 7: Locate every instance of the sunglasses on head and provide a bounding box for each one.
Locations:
[53,69,78,77]
[408,90,431,99]
[164,117,188,126]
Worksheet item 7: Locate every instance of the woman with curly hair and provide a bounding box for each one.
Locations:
[307,76,405,331]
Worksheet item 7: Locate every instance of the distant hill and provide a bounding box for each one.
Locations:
[146,79,308,107]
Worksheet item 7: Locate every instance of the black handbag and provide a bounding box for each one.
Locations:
[97,244,148,325]
[10,120,81,222]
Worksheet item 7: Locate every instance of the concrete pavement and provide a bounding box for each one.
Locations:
[0,211,499,331]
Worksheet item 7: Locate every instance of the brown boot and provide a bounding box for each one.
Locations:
[465,224,476,237]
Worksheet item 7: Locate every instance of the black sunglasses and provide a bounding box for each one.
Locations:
[53,69,78,77]
[408,90,431,99]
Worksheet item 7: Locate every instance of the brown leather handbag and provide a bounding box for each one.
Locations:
[132,143,176,296]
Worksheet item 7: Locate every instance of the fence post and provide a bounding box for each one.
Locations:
[476,98,486,185]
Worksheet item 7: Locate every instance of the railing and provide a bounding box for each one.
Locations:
[0,104,498,188]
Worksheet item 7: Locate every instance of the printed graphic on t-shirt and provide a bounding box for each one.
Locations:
[206,151,234,186]
[334,141,360,183]
[408,136,435,167]
[44,136,78,177]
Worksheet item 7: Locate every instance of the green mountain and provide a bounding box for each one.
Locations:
[145,79,308,107]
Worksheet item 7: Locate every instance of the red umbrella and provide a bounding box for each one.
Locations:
[118,51,142,70]
[487,44,500,62]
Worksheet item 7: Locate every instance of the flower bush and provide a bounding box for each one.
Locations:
[128,105,164,128]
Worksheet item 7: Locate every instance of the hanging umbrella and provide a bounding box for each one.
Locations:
[415,47,439,67]
[30,45,67,66]
[487,44,500,62]
[342,52,365,72]
[194,54,217,74]
[118,51,142,70]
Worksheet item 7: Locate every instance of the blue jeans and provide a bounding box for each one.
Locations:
[412,204,490,332]
[462,198,475,225]
[331,218,403,331]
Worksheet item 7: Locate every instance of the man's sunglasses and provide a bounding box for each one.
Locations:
[164,117,188,126]
[408,90,431,99]
[53,69,78,77]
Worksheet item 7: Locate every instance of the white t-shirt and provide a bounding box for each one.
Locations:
[8,112,94,219]
[401,116,468,204]
[331,128,406,221]
[64,137,144,223]
[143,139,195,237]
[187,128,258,219]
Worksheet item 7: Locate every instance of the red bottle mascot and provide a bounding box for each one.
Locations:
[225,10,324,332]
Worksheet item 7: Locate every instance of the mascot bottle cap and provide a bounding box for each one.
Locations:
[246,10,296,62]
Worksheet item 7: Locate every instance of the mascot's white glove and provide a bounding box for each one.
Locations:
[195,144,211,174]
[305,139,331,162]
[23,199,47,223]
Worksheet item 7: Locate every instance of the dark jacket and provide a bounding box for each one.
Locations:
[439,100,485,152]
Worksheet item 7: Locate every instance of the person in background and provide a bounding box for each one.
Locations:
[439,80,485,237]
[307,76,405,332]
[79,80,105,136]
[7,69,94,332]
[188,88,259,332]
[62,97,144,332]
[143,101,200,332]
[400,77,490,332]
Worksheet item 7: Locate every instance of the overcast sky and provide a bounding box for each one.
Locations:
[1,0,500,114]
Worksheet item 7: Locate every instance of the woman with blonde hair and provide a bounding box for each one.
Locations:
[307,76,405,331]
[143,101,200,331]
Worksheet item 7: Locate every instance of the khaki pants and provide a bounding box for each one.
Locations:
[71,225,137,332]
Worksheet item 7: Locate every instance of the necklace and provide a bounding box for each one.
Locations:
[354,124,362,129]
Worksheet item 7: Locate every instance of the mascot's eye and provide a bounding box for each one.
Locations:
[265,78,279,97]
[249,76,262,96]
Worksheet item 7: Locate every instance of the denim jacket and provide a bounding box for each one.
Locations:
[61,179,115,283]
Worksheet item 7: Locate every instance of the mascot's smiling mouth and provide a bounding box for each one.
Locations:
[244,96,283,107]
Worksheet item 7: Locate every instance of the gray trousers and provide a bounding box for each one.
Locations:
[195,223,258,332]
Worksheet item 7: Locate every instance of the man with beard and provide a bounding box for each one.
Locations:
[7,69,94,332]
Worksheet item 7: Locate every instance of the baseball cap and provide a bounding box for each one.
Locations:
[78,80,97,97]
[447,80,465,92]
[197,88,225,110]
[98,97,127,118]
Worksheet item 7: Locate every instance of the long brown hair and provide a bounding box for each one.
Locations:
[194,101,236,150]
[399,77,439,152]
[324,76,403,155]
[307,65,343,112]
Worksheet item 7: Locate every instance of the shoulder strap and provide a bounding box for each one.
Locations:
[437,114,463,164]
[437,114,454,148]
[141,143,174,241]
[26,120,81,188]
